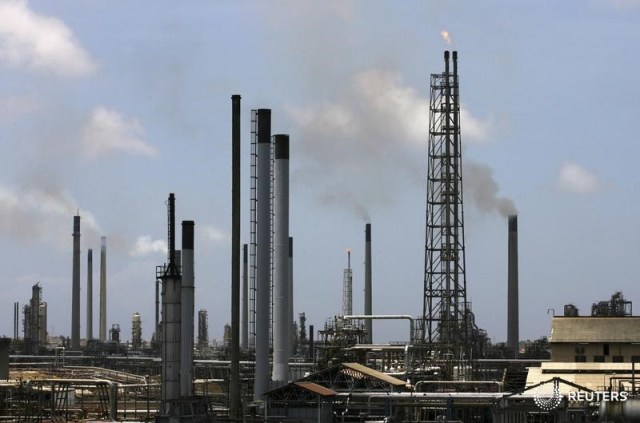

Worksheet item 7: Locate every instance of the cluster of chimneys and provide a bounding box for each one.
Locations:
[70,215,108,350]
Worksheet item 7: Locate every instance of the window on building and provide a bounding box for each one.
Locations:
[575,355,587,363]
[594,355,605,362]
[632,355,640,363]
[604,344,610,356]
[613,355,624,363]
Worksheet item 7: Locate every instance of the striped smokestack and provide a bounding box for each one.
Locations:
[272,134,290,384]
[507,215,519,356]
[71,215,81,350]
[254,109,272,399]
[180,220,195,396]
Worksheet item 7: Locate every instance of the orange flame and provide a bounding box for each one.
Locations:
[440,30,452,45]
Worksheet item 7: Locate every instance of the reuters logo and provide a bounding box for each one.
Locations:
[533,380,562,411]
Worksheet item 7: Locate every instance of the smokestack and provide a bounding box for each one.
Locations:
[342,249,353,316]
[364,223,372,343]
[161,193,181,407]
[254,109,272,399]
[288,237,294,355]
[242,243,249,349]
[99,236,107,342]
[309,324,315,362]
[71,215,81,350]
[507,215,519,356]
[87,249,93,340]
[180,220,195,397]
[230,94,241,419]
[272,134,290,384]
[13,302,18,340]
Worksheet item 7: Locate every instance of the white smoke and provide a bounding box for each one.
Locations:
[464,161,517,218]
[129,235,167,257]
[287,68,505,220]
[440,30,452,45]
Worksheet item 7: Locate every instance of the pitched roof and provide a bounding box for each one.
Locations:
[294,382,337,397]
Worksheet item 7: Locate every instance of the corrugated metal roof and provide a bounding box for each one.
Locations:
[550,317,640,343]
[293,382,337,397]
[342,363,407,386]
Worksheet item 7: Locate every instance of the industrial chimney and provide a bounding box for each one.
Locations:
[254,109,272,399]
[272,134,290,384]
[230,94,241,420]
[99,237,107,342]
[507,215,519,356]
[71,215,81,350]
[87,249,93,340]
[342,249,353,316]
[241,243,249,349]
[364,223,372,343]
[180,220,195,397]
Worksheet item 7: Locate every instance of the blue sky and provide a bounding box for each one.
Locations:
[1,0,640,345]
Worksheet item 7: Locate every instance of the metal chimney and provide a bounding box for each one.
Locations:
[230,94,241,419]
[180,220,195,397]
[342,249,353,316]
[364,223,372,343]
[242,243,249,349]
[87,249,93,340]
[272,134,290,384]
[507,215,519,356]
[71,215,81,350]
[99,237,107,341]
[254,109,272,399]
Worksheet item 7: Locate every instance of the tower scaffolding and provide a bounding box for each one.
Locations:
[422,51,471,377]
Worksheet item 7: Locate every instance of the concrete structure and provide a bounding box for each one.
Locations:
[272,134,290,384]
[180,220,195,397]
[71,215,81,350]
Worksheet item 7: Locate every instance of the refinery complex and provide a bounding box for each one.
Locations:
[2,51,640,423]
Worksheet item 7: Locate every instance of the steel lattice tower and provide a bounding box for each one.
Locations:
[423,51,469,361]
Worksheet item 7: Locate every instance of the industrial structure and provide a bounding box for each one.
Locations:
[421,51,470,371]
[5,50,640,423]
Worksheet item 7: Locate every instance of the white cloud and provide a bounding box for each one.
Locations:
[556,162,601,195]
[129,235,167,257]
[0,0,97,76]
[82,107,158,159]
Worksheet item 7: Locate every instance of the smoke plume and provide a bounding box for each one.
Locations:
[464,161,517,218]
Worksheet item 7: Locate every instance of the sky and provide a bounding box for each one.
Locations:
[1,0,640,346]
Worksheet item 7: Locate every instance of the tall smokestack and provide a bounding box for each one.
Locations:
[242,243,249,349]
[230,94,242,418]
[288,237,294,355]
[180,220,195,397]
[364,223,372,343]
[87,249,93,340]
[71,215,81,350]
[13,302,19,340]
[254,109,272,399]
[272,134,290,384]
[507,215,519,356]
[99,236,107,341]
[161,193,181,408]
